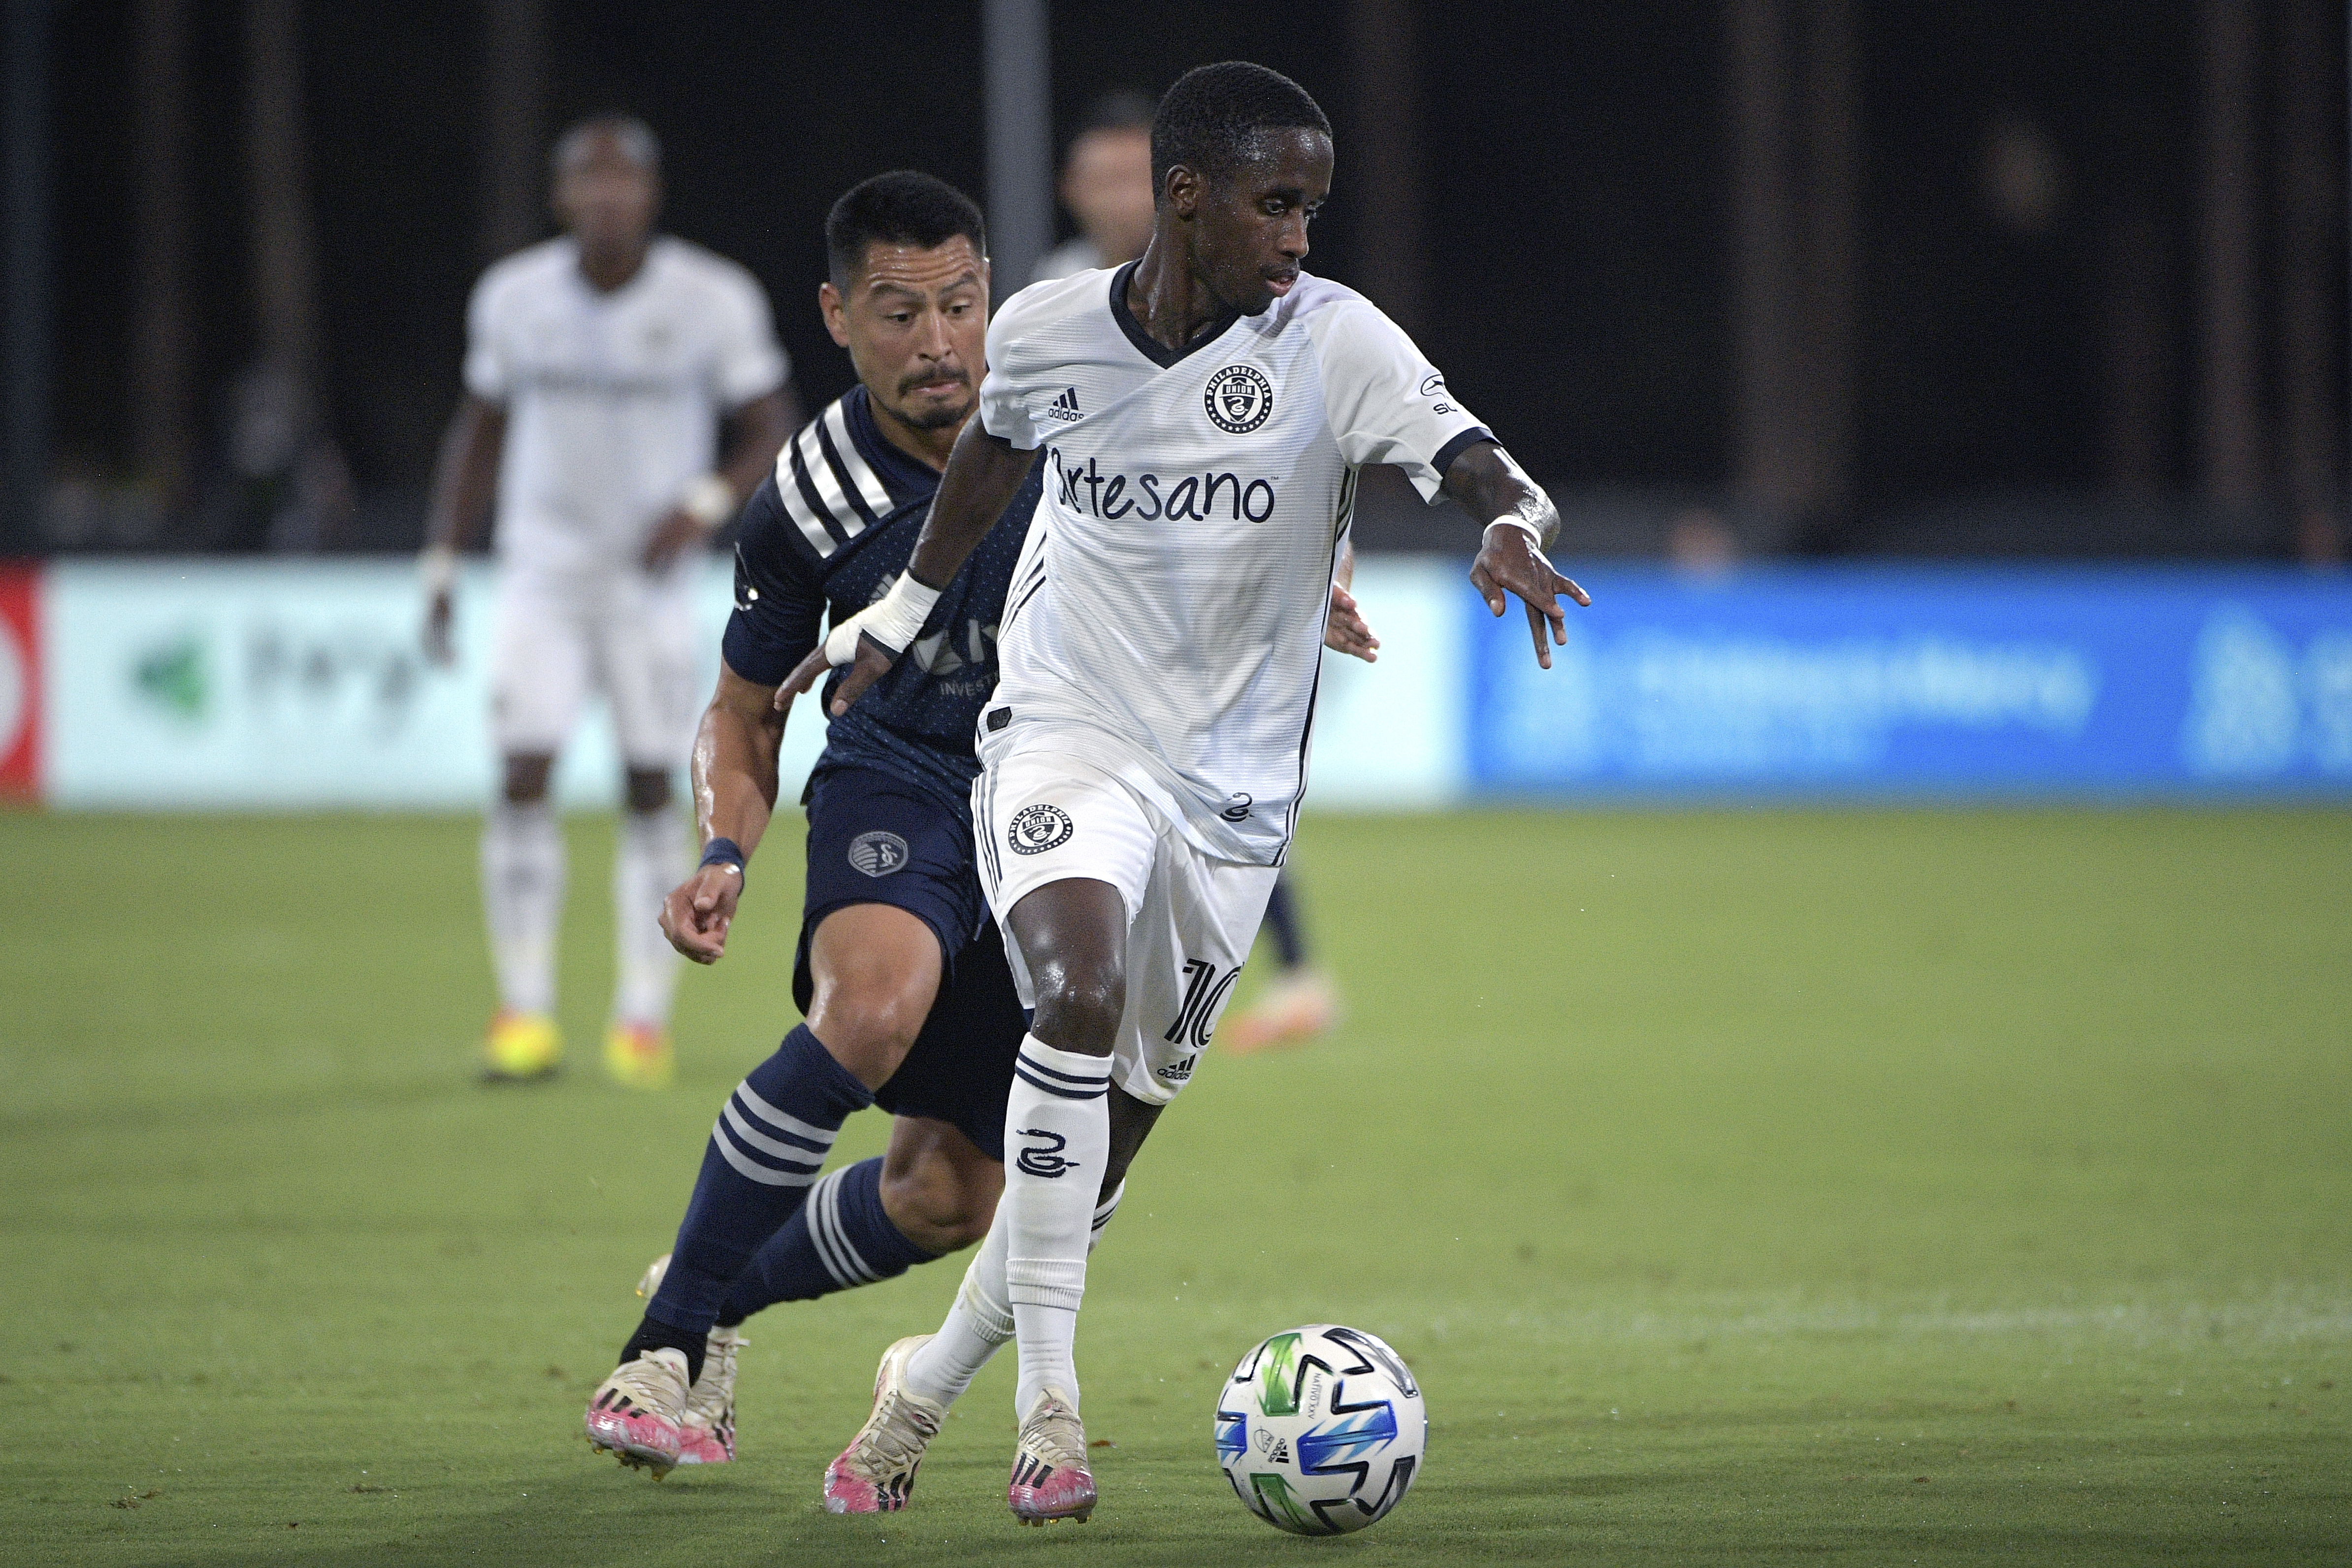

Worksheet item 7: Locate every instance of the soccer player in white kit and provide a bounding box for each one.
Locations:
[421,116,795,1088]
[791,63,1586,1524]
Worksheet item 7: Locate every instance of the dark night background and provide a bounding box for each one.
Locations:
[21,0,2352,558]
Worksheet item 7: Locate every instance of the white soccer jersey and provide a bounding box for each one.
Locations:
[465,235,787,578]
[977,263,1491,862]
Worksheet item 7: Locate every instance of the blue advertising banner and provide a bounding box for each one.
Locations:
[1466,566,2352,797]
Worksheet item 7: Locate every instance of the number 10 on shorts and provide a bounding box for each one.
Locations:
[1166,959,1240,1050]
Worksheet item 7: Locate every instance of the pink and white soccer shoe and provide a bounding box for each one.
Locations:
[1007,1387,1096,1525]
[583,1348,689,1478]
[822,1336,945,1513]
[674,1324,745,1465]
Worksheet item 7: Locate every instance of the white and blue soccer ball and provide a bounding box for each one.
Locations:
[1213,1323,1425,1535]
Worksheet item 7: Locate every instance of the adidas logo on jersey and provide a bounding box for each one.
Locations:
[1042,386,1083,423]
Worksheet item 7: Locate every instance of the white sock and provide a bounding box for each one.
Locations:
[481,800,563,1016]
[1003,1036,1111,1419]
[903,1179,1124,1411]
[904,1204,1013,1407]
[613,806,686,1026]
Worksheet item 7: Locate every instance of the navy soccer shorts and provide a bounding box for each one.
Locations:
[792,764,1024,1161]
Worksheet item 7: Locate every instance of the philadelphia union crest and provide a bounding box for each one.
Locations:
[848,830,909,877]
[1204,364,1273,433]
[1008,804,1074,856]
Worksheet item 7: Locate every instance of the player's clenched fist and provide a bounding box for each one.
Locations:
[659,865,742,964]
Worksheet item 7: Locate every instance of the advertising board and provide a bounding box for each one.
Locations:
[41,559,828,809]
[27,557,2352,810]
[0,566,38,800]
[1466,566,2352,797]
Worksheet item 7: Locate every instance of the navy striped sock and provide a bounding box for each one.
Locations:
[713,1157,936,1324]
[645,1025,872,1336]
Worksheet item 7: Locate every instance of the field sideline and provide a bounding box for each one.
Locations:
[3,807,2346,1566]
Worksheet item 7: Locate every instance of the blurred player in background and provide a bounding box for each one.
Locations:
[1037,85,1345,1057]
[1029,89,1157,284]
[421,115,795,1089]
[804,62,1580,1523]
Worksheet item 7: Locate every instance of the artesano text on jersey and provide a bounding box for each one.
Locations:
[977,263,1491,864]
[465,236,786,577]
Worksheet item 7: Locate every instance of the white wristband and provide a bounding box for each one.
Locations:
[420,544,457,596]
[821,572,942,665]
[678,473,737,529]
[1486,515,1542,547]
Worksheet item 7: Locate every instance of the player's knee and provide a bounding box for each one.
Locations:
[1030,965,1124,1056]
[809,975,930,1083]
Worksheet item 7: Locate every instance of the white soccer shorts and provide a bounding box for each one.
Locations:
[489,569,701,768]
[975,743,1279,1106]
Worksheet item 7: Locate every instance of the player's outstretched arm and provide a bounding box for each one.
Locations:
[418,395,506,664]
[1444,441,1591,669]
[663,662,788,965]
[776,416,1037,716]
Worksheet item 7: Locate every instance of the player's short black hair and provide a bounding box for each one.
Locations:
[825,171,987,290]
[551,114,660,179]
[1149,62,1331,201]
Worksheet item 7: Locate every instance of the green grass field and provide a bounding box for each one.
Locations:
[3,807,2347,1566]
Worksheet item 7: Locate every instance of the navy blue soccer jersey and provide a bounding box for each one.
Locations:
[721,385,1043,818]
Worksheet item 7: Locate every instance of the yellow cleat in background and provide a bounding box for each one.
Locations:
[604,1022,674,1090]
[482,1010,562,1083]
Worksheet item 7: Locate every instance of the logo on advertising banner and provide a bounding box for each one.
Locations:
[0,568,39,800]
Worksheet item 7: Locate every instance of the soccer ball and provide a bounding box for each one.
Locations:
[1213,1324,1425,1535]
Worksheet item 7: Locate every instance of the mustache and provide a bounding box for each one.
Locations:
[897,365,972,396]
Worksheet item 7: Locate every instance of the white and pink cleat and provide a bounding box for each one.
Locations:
[822,1336,945,1513]
[1007,1387,1096,1526]
[612,1253,745,1468]
[583,1348,689,1478]
[673,1323,745,1464]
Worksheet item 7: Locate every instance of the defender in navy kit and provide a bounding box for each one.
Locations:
[580,173,1053,1478]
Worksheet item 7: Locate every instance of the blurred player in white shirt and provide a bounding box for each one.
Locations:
[421,115,795,1088]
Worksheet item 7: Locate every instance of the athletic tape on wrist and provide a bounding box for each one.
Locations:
[699,837,746,876]
[830,571,941,663]
[1486,515,1542,547]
